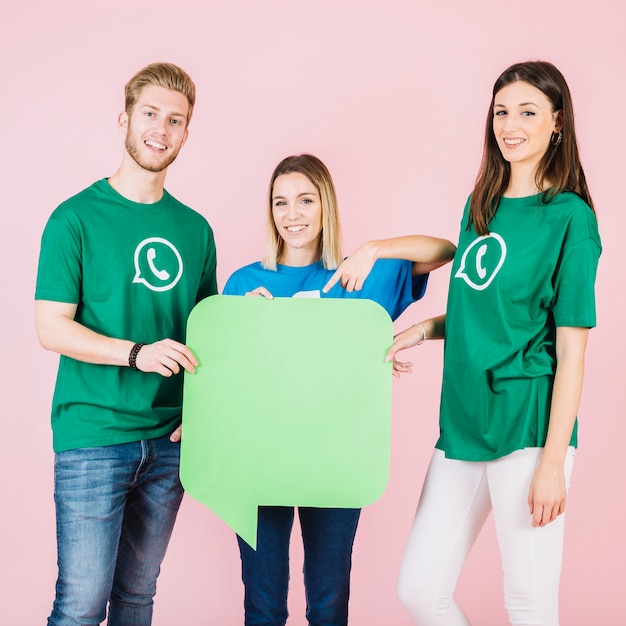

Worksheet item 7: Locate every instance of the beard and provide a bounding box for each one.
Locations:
[125,130,182,173]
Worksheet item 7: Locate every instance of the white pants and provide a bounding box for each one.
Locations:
[397,447,575,626]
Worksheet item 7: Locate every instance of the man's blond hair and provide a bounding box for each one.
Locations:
[125,62,196,125]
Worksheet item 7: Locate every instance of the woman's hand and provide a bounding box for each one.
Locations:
[245,286,274,299]
[322,242,378,293]
[527,326,588,527]
[527,460,566,527]
[384,325,427,378]
[391,357,413,379]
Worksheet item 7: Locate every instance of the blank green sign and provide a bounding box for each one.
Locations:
[180,295,393,548]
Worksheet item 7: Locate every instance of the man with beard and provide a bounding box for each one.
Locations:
[35,63,217,626]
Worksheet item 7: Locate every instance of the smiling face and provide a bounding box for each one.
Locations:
[120,84,190,173]
[271,172,323,266]
[492,80,561,177]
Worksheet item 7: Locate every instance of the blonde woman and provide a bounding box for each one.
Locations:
[224,153,455,625]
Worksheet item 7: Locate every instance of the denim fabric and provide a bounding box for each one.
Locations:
[47,435,184,626]
[238,506,361,626]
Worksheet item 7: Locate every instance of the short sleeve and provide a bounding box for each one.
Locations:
[222,272,240,295]
[363,259,428,321]
[35,216,82,304]
[551,210,601,328]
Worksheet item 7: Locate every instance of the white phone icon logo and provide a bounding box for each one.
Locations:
[133,237,183,292]
[475,244,488,279]
[147,248,170,281]
[454,233,506,291]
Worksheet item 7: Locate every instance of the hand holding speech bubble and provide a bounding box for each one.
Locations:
[180,295,393,548]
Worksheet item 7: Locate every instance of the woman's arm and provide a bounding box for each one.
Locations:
[322,235,456,293]
[384,314,447,377]
[527,326,589,527]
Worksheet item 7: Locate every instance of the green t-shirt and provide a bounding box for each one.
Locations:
[436,192,601,461]
[35,179,218,452]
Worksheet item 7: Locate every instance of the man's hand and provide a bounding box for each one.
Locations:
[170,425,182,442]
[135,339,198,376]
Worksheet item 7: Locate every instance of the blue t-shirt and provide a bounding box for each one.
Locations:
[223,258,427,321]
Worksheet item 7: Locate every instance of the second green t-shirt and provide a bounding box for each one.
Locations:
[437,192,601,462]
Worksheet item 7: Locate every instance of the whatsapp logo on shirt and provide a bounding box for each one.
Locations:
[133,237,183,292]
[455,233,506,291]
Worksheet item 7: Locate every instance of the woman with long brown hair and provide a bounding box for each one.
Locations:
[388,61,601,624]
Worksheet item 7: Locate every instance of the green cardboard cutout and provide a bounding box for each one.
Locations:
[180,295,393,548]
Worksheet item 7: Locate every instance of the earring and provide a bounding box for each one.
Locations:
[551,131,563,147]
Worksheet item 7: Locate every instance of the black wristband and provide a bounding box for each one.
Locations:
[129,342,146,370]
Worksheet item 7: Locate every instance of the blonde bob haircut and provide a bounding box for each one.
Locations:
[124,62,196,126]
[262,154,343,271]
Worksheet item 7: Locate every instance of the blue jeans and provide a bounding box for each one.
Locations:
[47,435,184,626]
[238,506,361,626]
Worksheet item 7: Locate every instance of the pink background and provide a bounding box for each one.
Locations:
[3,0,624,624]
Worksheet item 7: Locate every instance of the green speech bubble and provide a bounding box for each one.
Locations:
[180,295,393,548]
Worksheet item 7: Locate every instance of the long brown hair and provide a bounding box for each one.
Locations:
[470,61,594,235]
